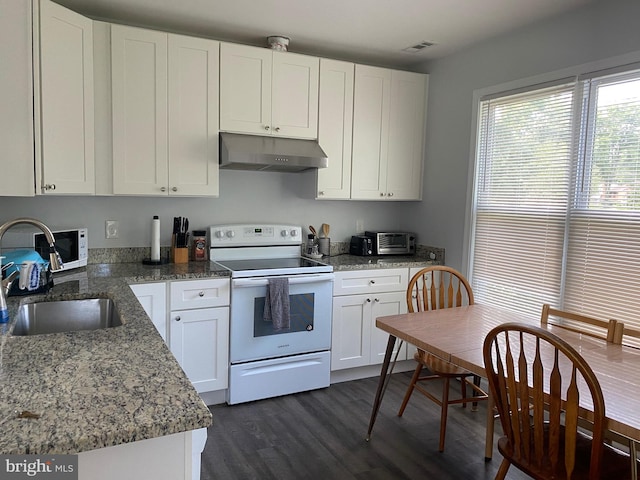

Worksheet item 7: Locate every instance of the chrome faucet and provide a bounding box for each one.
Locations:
[0,218,64,272]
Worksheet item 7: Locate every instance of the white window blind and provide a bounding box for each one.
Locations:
[471,68,640,328]
[564,73,640,325]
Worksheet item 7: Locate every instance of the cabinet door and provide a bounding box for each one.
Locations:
[0,0,34,197]
[351,65,391,200]
[369,291,408,364]
[130,282,167,342]
[168,34,220,196]
[219,43,272,135]
[37,0,94,195]
[317,59,353,199]
[331,294,371,371]
[170,306,230,393]
[271,51,319,139]
[386,71,427,200]
[112,25,168,195]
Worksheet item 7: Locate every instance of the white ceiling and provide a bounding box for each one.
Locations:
[56,0,596,69]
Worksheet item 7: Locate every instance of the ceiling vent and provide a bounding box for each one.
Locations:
[402,41,436,53]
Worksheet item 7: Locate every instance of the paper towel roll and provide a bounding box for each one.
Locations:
[151,216,160,262]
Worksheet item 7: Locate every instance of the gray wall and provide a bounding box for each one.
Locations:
[407,0,640,271]
[0,169,409,249]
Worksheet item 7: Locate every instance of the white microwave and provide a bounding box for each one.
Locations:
[1,227,88,271]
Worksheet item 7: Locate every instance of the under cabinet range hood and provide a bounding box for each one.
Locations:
[219,132,328,172]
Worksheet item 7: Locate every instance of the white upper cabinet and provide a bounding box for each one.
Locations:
[316,59,354,200]
[35,0,95,195]
[0,0,34,196]
[220,43,319,139]
[168,34,220,196]
[351,65,427,200]
[111,25,167,196]
[386,70,428,200]
[111,25,220,196]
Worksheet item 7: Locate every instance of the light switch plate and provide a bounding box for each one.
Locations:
[105,220,119,239]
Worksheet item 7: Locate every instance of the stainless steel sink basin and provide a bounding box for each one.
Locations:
[13,298,123,336]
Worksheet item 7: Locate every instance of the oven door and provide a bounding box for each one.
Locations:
[229,273,334,363]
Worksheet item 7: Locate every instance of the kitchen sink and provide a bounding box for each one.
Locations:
[12,298,123,336]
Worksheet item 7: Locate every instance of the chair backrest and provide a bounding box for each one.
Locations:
[483,322,607,480]
[541,304,623,344]
[406,266,474,313]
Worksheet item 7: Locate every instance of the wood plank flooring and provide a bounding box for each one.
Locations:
[200,372,529,479]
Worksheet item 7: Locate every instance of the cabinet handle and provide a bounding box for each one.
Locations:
[275,127,280,132]
[365,298,371,303]
[160,187,167,192]
[264,125,270,131]
[369,280,376,285]
[175,315,181,321]
[198,291,205,297]
[43,184,56,191]
[388,192,394,197]
[380,192,385,197]
[171,187,178,192]
[374,298,380,303]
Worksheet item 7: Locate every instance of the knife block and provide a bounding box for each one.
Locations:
[171,235,189,264]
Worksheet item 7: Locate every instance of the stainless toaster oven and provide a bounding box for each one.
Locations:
[364,231,416,256]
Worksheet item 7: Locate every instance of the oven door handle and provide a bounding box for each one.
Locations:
[232,274,335,288]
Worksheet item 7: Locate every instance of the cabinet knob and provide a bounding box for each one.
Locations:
[44,184,56,191]
[380,192,385,197]
[264,125,270,131]
[171,187,178,192]
[369,280,376,285]
[366,298,371,303]
[160,187,167,192]
[198,291,205,297]
[388,192,394,197]
[374,298,380,303]
[275,127,280,132]
[175,315,181,321]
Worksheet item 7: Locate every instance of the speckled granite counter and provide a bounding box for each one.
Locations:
[0,262,228,455]
[324,253,438,271]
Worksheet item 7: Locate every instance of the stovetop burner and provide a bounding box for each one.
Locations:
[209,223,333,278]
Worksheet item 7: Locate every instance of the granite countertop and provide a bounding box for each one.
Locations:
[0,262,228,455]
[0,255,435,455]
[325,253,438,270]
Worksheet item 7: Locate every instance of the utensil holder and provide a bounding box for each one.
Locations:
[318,238,330,256]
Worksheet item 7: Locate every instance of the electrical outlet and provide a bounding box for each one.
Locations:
[356,219,364,233]
[105,220,119,239]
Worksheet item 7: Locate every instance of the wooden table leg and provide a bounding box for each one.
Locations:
[366,334,397,441]
[485,393,495,460]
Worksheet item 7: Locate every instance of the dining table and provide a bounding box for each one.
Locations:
[366,303,640,467]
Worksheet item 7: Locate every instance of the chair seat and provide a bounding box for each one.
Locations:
[415,350,474,377]
[497,423,633,480]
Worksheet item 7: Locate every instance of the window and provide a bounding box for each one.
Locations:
[471,67,640,326]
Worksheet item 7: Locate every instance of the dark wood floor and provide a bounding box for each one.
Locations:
[200,372,529,480]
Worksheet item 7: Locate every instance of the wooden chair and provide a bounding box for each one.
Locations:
[398,266,488,452]
[541,304,623,344]
[483,322,632,480]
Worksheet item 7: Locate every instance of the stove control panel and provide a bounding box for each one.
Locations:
[209,224,302,247]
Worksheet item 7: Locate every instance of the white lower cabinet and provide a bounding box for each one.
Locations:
[331,269,409,371]
[129,282,167,341]
[169,279,230,393]
[130,278,230,394]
